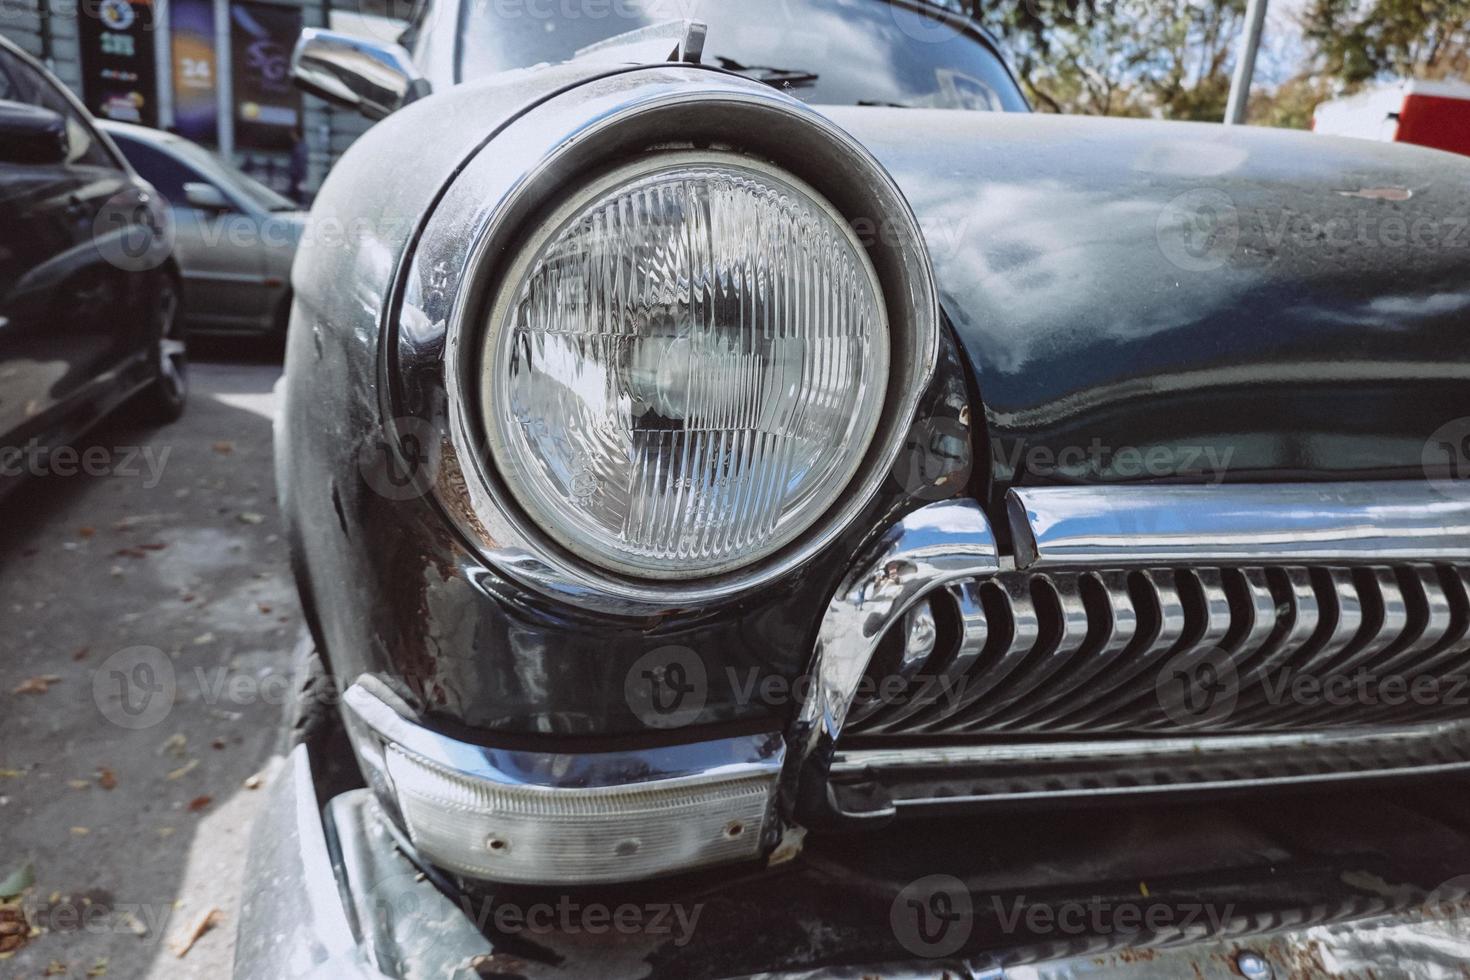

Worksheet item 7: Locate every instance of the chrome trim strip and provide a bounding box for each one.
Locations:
[1008,482,1470,569]
[830,721,1470,807]
[832,722,1470,772]
[787,500,999,810]
[345,681,784,792]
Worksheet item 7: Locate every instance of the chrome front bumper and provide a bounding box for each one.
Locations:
[340,680,785,885]
[236,743,1470,979]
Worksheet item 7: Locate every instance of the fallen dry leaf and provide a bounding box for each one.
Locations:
[167,760,198,781]
[0,770,23,779]
[71,647,90,662]
[118,910,149,937]
[212,442,234,455]
[160,734,187,758]
[186,795,212,813]
[44,961,67,976]
[0,903,30,956]
[70,827,90,836]
[13,675,62,695]
[78,527,96,538]
[68,780,91,791]
[86,957,109,977]
[172,907,221,958]
[97,768,117,791]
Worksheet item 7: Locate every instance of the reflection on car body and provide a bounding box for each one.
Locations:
[237,1,1470,977]
[0,35,187,498]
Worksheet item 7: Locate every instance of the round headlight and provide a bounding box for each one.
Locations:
[481,151,889,580]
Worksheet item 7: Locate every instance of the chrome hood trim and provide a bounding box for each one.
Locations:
[1008,482,1470,569]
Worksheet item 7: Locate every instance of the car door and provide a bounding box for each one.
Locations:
[0,47,154,446]
[107,132,269,330]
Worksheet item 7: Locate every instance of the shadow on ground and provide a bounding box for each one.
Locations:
[1,355,299,980]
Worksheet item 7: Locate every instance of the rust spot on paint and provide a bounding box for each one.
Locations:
[1337,186,1413,201]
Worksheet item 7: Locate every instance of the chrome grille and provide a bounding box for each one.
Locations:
[845,563,1470,737]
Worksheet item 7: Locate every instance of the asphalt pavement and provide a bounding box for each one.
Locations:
[1,347,298,979]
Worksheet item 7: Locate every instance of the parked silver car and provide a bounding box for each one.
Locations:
[99,122,305,337]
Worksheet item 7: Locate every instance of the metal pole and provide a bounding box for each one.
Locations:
[154,0,174,129]
[1225,0,1268,125]
[215,0,234,156]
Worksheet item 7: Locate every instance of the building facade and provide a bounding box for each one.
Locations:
[1,0,375,200]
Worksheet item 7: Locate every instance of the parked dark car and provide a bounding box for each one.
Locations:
[0,36,186,497]
[241,2,1470,977]
[100,121,305,337]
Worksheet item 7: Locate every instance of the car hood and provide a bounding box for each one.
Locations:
[827,108,1470,491]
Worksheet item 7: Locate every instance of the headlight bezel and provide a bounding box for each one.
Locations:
[478,149,892,581]
[392,66,939,613]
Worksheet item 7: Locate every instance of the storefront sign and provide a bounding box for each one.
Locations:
[170,0,219,144]
[230,1,302,150]
[78,0,158,126]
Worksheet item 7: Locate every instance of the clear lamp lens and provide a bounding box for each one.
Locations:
[483,153,889,579]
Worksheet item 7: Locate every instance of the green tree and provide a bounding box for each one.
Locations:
[1301,0,1470,85]
[963,0,1249,119]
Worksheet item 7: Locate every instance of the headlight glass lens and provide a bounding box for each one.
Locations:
[482,153,888,579]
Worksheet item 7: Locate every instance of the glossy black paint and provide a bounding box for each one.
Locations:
[0,37,178,493]
[828,108,1470,510]
[284,9,1470,743]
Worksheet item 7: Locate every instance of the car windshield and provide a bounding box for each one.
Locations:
[456,0,1028,112]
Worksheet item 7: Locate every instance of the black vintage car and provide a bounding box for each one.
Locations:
[0,36,186,492]
[240,2,1470,976]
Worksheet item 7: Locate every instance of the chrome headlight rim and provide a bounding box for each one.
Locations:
[478,149,892,581]
[395,66,939,613]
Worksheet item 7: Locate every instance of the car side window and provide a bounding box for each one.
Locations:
[109,135,199,205]
[0,49,119,169]
[0,51,24,103]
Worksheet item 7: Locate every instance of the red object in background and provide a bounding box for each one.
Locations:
[1395,94,1470,157]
